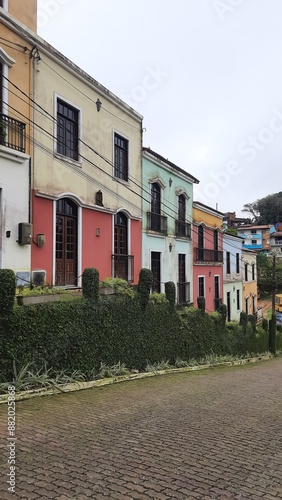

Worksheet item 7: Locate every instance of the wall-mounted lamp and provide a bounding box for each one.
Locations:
[233,286,235,291]
[169,178,173,187]
[169,242,173,252]
[96,227,101,237]
[95,98,102,112]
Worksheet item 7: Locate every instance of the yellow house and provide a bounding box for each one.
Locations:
[242,249,258,316]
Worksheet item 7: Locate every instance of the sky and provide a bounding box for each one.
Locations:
[37,0,282,217]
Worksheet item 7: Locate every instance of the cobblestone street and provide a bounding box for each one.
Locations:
[0,358,282,500]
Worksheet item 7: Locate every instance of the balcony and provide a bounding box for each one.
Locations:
[272,239,282,246]
[177,282,190,305]
[147,212,167,235]
[214,298,223,310]
[112,254,134,283]
[195,248,223,263]
[0,113,26,153]
[175,220,191,239]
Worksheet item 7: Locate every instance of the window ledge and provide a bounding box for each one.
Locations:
[54,152,82,168]
[113,176,129,185]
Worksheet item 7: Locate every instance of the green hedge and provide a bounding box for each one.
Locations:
[0,267,280,382]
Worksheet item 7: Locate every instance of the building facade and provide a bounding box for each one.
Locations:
[237,225,275,251]
[0,1,36,283]
[242,249,258,316]
[2,1,143,287]
[142,148,199,304]
[223,233,243,322]
[193,202,224,312]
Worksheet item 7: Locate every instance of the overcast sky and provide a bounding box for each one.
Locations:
[37,0,282,217]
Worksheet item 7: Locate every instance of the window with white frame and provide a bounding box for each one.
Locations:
[57,98,79,160]
[198,276,205,298]
[114,133,128,181]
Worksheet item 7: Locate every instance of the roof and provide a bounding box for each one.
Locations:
[237,225,273,230]
[193,200,224,216]
[142,147,199,184]
[271,232,282,237]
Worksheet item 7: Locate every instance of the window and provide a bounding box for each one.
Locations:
[251,240,257,245]
[237,289,240,310]
[236,253,240,274]
[245,263,248,281]
[251,229,256,234]
[198,276,205,298]
[226,251,231,274]
[177,194,186,236]
[151,252,161,293]
[252,263,255,281]
[114,133,128,181]
[57,99,79,160]
[198,225,204,260]
[151,182,161,231]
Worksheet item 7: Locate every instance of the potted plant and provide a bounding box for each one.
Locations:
[16,286,64,306]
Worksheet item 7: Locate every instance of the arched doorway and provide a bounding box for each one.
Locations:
[55,198,78,286]
[114,211,128,280]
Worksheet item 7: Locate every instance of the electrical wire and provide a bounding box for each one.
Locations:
[2,75,260,279]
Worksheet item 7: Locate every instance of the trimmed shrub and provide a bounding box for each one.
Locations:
[137,268,153,312]
[165,281,176,308]
[82,268,99,303]
[218,304,227,325]
[240,312,248,332]
[197,296,205,313]
[0,269,15,316]
[247,314,256,334]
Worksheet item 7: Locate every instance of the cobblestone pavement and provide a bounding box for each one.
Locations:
[0,358,282,500]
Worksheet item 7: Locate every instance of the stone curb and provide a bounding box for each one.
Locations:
[0,354,274,404]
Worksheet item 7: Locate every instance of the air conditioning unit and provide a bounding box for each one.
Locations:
[31,270,46,286]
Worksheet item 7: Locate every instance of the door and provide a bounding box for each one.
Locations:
[114,212,128,280]
[151,251,161,293]
[178,254,186,304]
[227,291,231,322]
[198,225,204,260]
[55,198,77,286]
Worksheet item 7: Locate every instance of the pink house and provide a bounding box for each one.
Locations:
[193,202,224,312]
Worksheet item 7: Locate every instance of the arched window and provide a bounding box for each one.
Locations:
[151,182,161,231]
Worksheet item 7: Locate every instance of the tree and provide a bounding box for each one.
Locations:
[257,253,282,293]
[242,192,282,225]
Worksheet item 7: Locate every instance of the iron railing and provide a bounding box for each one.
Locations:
[195,248,223,263]
[0,113,26,153]
[175,220,191,238]
[147,212,167,235]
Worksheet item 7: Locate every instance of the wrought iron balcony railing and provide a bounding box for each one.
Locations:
[0,113,26,153]
[177,282,190,305]
[175,220,191,239]
[195,248,223,263]
[147,212,167,235]
[112,254,134,283]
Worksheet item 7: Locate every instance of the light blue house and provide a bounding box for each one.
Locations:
[223,233,243,322]
[142,147,199,304]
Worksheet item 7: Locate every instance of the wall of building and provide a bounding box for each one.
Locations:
[8,0,37,32]
[223,281,243,322]
[32,51,143,216]
[0,149,31,276]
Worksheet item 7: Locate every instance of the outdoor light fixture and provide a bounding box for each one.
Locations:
[96,228,101,237]
[169,178,172,187]
[169,242,172,252]
[96,98,102,112]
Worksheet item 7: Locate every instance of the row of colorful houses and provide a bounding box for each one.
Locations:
[0,1,258,320]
